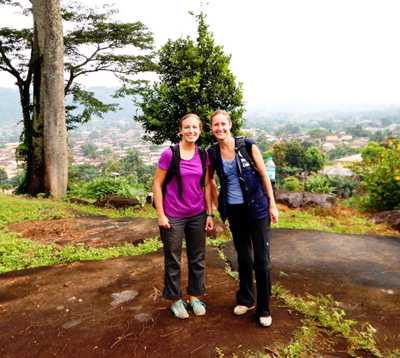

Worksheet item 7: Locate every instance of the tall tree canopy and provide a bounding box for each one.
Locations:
[0,0,155,195]
[134,13,244,145]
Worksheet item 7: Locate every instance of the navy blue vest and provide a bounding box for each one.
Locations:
[208,137,269,221]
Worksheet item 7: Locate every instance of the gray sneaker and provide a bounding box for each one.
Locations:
[190,298,206,316]
[170,299,189,319]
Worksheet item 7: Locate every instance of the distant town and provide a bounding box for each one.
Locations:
[1,110,399,180]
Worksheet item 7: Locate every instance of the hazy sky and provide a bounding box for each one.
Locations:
[2,0,400,111]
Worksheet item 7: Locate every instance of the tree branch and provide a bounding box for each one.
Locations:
[0,41,23,82]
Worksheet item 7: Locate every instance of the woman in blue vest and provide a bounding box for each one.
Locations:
[208,110,279,327]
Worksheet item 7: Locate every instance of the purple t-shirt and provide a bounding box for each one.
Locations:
[158,147,209,219]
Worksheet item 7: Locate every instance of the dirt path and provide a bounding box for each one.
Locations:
[1,219,399,357]
[0,247,307,358]
[224,228,400,352]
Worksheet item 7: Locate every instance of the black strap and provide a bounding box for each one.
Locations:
[234,136,256,169]
[198,148,207,188]
[163,144,182,198]
[163,145,206,199]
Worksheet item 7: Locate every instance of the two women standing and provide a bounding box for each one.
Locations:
[153,110,279,327]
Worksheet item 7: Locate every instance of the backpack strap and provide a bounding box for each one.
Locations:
[207,143,219,169]
[163,144,183,199]
[234,136,256,169]
[198,147,207,188]
[163,145,206,199]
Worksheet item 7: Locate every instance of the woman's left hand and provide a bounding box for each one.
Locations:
[269,206,279,224]
[205,216,214,232]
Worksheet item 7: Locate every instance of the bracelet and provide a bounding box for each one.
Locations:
[206,213,214,218]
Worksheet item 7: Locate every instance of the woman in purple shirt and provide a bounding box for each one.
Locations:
[152,113,213,319]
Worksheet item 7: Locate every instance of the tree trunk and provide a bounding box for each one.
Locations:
[31,0,67,199]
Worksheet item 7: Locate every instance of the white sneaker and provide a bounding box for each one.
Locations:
[259,316,272,327]
[233,305,255,315]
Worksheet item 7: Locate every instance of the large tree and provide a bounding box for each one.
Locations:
[0,0,155,195]
[134,13,244,145]
[31,0,67,198]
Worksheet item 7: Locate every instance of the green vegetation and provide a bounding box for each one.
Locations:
[0,231,161,274]
[272,140,325,178]
[135,12,244,145]
[0,192,159,273]
[353,139,400,211]
[281,176,302,192]
[326,144,358,160]
[276,205,396,236]
[273,284,383,357]
[68,176,147,202]
[304,174,333,194]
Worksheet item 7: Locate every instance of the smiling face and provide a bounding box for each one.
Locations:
[179,115,201,144]
[210,112,232,141]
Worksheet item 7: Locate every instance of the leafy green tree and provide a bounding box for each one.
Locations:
[272,140,325,178]
[68,164,99,184]
[347,124,369,138]
[134,12,244,145]
[353,139,400,210]
[326,145,357,160]
[81,143,98,159]
[0,0,154,195]
[304,146,325,173]
[307,128,330,140]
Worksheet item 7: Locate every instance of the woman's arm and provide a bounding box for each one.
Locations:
[251,144,279,224]
[152,167,170,228]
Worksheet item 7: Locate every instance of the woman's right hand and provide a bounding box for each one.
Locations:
[158,214,171,229]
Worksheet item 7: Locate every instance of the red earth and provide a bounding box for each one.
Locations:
[1,217,399,357]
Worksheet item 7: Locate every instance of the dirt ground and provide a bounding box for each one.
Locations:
[1,218,399,357]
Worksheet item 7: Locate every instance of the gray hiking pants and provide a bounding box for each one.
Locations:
[160,212,206,300]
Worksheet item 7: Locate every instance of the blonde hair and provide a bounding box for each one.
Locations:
[210,109,232,124]
[179,113,202,131]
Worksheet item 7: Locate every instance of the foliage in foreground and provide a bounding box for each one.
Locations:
[353,139,400,211]
[0,231,161,274]
[272,284,383,357]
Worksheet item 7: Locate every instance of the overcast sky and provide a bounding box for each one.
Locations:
[2,0,400,111]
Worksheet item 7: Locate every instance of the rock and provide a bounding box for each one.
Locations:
[95,196,141,209]
[371,210,400,231]
[275,191,304,208]
[275,191,336,209]
[62,319,82,329]
[302,192,336,209]
[134,313,152,323]
[110,290,139,306]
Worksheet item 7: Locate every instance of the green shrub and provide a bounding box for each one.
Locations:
[68,176,146,201]
[327,175,359,198]
[304,175,332,194]
[353,139,400,211]
[282,176,302,192]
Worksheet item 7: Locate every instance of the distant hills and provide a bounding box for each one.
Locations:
[0,86,137,127]
[1,86,400,131]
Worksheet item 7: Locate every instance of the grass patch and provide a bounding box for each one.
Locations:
[272,283,384,357]
[0,230,161,274]
[0,193,155,227]
[276,203,398,236]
